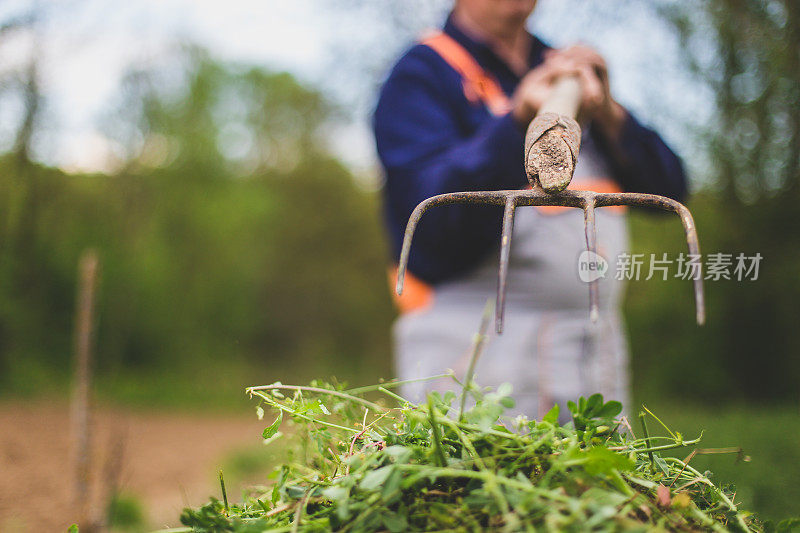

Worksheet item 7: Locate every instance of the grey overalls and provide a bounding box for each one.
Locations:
[393,131,631,420]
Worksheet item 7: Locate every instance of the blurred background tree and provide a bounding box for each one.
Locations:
[0,45,394,403]
[627,0,800,402]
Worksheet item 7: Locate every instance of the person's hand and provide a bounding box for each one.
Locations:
[543,45,627,139]
[511,57,577,126]
[512,45,627,140]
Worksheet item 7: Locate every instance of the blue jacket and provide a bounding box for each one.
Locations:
[373,16,687,285]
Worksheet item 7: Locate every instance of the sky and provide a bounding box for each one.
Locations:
[0,0,713,184]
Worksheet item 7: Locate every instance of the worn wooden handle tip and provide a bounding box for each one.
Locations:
[524,112,581,193]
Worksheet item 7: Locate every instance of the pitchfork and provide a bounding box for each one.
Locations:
[395,76,705,333]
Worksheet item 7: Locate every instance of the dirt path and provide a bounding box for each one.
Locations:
[0,400,266,531]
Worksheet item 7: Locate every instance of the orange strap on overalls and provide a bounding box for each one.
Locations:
[389,32,513,314]
[421,32,512,116]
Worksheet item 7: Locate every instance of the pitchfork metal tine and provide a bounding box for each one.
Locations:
[582,196,600,323]
[594,192,706,326]
[396,191,508,296]
[396,197,432,295]
[673,202,706,326]
[495,198,517,333]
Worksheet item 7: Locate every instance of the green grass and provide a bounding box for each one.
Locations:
[180,383,762,531]
[217,396,800,525]
[633,399,800,523]
[0,355,390,414]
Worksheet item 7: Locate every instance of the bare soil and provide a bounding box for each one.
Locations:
[0,400,266,531]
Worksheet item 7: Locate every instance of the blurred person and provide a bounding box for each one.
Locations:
[373,0,686,419]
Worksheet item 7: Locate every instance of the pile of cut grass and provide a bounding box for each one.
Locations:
[170,374,794,532]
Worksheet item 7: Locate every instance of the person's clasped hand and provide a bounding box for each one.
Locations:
[511,44,627,140]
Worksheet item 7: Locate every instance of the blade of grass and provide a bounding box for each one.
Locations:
[459,298,493,422]
[639,410,655,469]
[427,396,447,467]
[219,470,229,513]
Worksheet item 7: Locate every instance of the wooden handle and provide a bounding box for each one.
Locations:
[524,76,583,193]
[538,76,582,116]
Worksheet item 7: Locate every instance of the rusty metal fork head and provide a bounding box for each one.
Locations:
[395,185,706,334]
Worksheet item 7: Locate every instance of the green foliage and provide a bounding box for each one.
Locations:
[640,0,800,401]
[643,400,800,524]
[0,50,394,399]
[177,379,767,532]
[660,0,799,199]
[262,411,283,440]
[626,193,800,402]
